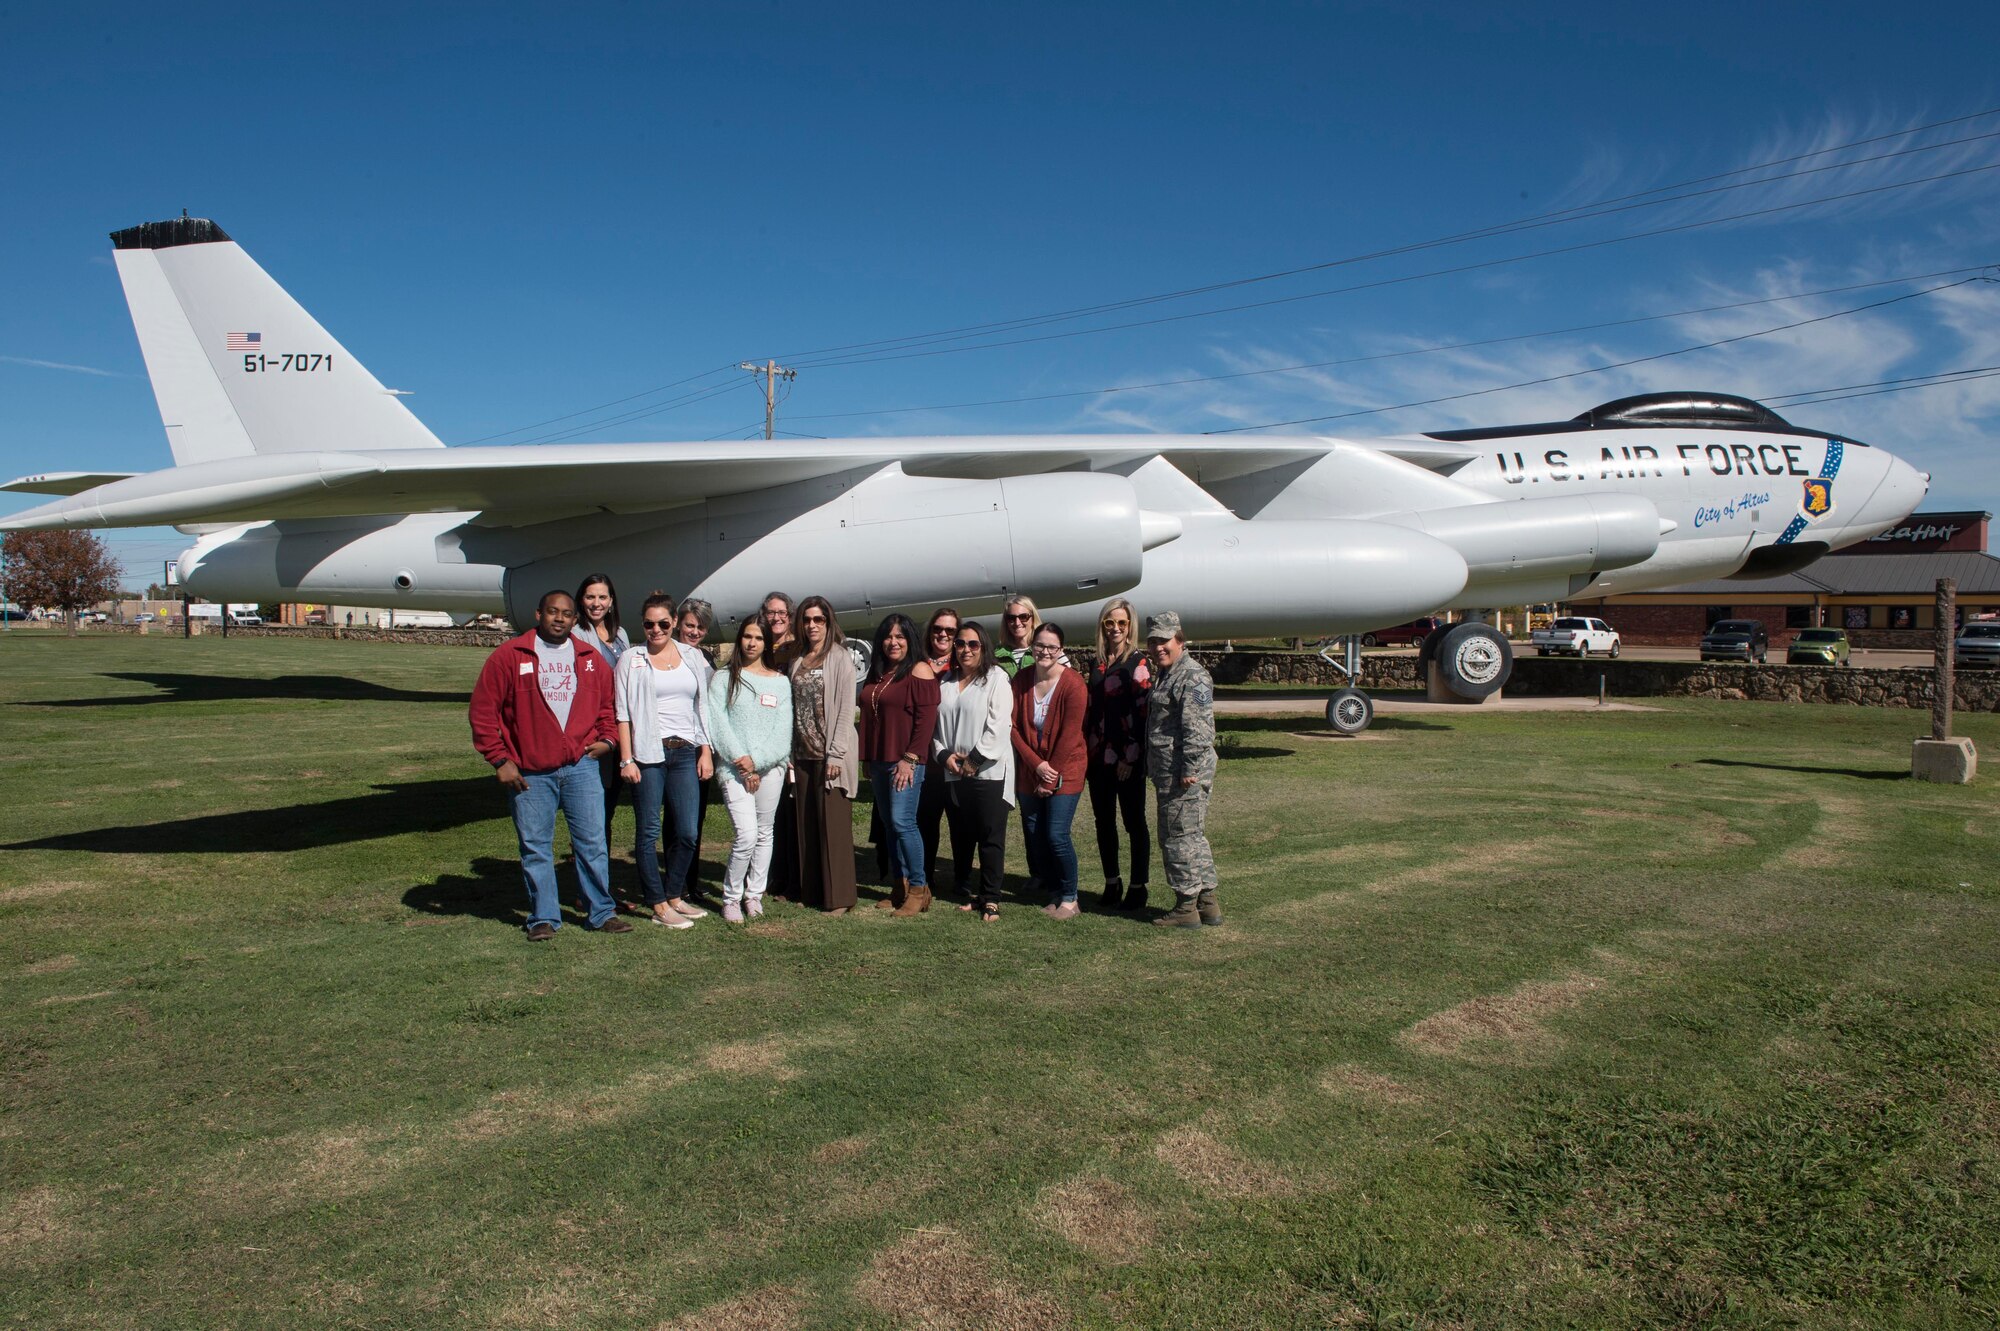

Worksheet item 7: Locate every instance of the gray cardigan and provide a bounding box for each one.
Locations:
[792,645,860,799]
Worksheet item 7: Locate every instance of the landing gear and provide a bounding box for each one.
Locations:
[1327,687,1374,735]
[1317,634,1376,735]
[1429,621,1512,699]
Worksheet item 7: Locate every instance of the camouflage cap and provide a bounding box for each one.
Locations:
[1144,610,1182,640]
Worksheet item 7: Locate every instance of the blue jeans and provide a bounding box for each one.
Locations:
[508,756,616,931]
[634,746,702,906]
[1019,789,1081,903]
[869,760,929,887]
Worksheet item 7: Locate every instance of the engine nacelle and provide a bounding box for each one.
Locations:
[177,514,507,610]
[1047,516,1470,639]
[1375,493,1663,605]
[500,465,1153,627]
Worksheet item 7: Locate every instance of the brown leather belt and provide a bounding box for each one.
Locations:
[664,737,695,750]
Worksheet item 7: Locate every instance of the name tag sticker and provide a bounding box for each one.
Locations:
[519,662,535,675]
[758,692,779,708]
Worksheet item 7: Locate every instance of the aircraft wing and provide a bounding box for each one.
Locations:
[3,470,142,496]
[0,434,1418,530]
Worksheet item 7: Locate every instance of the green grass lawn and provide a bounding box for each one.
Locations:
[4,634,1997,1329]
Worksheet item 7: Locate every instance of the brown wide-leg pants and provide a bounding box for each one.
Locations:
[794,758,856,912]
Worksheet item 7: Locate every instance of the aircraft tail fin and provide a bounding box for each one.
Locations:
[110,218,444,466]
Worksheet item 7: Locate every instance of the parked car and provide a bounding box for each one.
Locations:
[304,610,327,626]
[1956,621,2000,669]
[133,612,158,624]
[1530,616,1621,658]
[1361,616,1448,649]
[228,611,263,626]
[1700,619,1770,663]
[1786,627,1851,667]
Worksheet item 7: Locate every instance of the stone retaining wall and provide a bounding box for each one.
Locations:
[71,626,1999,711]
[1183,648,1997,712]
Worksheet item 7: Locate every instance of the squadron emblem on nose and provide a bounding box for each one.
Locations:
[1801,477,1834,519]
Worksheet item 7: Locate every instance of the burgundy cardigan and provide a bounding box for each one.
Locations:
[1010,667,1088,796]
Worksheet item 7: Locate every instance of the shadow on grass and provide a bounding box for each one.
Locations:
[23,672,466,707]
[4,777,502,853]
[1223,714,1450,734]
[1696,758,1909,782]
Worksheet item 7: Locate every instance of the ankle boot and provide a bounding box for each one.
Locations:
[893,881,932,916]
[876,877,907,911]
[1121,882,1149,913]
[1098,878,1123,912]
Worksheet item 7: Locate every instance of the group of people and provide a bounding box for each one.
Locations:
[466,578,1221,942]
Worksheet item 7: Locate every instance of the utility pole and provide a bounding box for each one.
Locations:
[738,360,797,440]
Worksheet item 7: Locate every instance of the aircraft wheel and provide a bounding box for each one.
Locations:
[1327,687,1374,735]
[1433,623,1512,699]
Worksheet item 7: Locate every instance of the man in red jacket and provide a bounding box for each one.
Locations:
[468,590,631,940]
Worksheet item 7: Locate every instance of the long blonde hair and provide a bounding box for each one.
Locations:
[1095,597,1138,664]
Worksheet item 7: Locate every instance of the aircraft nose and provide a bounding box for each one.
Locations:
[1872,452,1930,527]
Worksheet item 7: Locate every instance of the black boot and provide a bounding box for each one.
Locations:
[1098,878,1123,912]
[1121,882,1148,913]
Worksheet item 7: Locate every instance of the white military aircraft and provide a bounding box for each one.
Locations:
[4,218,1930,728]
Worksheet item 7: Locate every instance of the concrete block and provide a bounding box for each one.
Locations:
[1424,661,1501,705]
[1911,737,1978,784]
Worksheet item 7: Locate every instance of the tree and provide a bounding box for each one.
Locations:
[2,530,123,636]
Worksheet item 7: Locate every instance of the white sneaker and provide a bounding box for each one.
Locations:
[670,900,708,919]
[722,901,745,924]
[746,898,765,919]
[651,910,694,930]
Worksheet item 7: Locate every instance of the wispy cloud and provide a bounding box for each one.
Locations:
[0,354,124,377]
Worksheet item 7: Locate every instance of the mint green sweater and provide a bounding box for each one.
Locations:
[703,669,794,782]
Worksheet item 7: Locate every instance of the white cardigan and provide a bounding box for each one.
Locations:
[932,669,1016,806]
[614,645,713,763]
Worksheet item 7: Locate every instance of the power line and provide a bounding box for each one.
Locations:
[1767,363,2000,407]
[780,265,1993,423]
[786,162,2000,373]
[1204,274,1985,433]
[460,110,2000,445]
[763,108,2000,365]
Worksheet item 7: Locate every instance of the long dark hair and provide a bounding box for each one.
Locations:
[954,620,993,683]
[796,595,842,669]
[724,617,769,708]
[867,613,919,684]
[574,573,621,642]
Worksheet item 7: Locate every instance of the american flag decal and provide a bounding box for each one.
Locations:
[226,332,262,352]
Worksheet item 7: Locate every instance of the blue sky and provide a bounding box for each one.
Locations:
[3,1,1997,584]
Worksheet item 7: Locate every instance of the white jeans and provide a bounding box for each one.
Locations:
[719,770,785,903]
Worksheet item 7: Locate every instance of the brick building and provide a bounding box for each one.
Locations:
[1572,510,1999,648]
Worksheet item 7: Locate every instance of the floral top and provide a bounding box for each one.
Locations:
[1085,649,1151,770]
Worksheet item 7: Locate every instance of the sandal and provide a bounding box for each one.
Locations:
[978,903,1000,923]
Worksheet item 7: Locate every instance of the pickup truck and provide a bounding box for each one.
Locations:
[1957,621,2000,669]
[1530,616,1621,658]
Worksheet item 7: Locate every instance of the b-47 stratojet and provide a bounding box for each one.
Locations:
[3,218,1930,729]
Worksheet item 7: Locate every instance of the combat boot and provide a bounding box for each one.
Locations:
[1197,888,1222,926]
[893,882,932,916]
[1152,894,1202,929]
